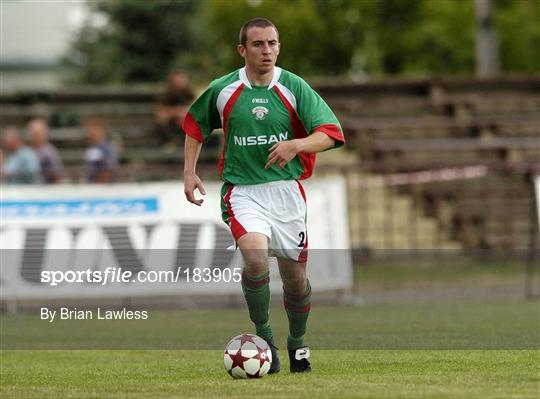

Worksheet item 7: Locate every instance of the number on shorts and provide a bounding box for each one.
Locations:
[298,232,305,248]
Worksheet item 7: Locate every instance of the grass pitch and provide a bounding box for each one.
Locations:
[1,258,539,398]
[1,300,539,398]
[1,349,538,398]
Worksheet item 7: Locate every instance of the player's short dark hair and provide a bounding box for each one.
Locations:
[239,18,278,46]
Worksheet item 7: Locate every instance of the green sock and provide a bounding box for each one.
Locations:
[241,270,273,341]
[284,280,312,350]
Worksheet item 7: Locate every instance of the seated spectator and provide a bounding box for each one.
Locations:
[27,118,63,183]
[154,69,195,145]
[84,118,118,183]
[1,127,41,184]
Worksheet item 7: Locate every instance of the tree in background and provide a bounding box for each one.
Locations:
[377,0,475,76]
[67,0,539,84]
[199,0,363,78]
[495,0,540,73]
[67,0,197,83]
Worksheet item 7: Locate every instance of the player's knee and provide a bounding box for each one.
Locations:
[283,277,308,296]
[243,257,268,277]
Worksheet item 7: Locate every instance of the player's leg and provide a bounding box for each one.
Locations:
[222,183,274,342]
[266,180,310,372]
[277,258,310,349]
[237,232,280,373]
[237,232,273,341]
[277,257,312,373]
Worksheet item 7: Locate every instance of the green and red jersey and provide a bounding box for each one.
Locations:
[182,66,344,185]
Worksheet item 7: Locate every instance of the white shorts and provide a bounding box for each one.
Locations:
[221,180,308,262]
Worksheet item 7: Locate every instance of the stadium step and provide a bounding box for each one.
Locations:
[346,173,461,251]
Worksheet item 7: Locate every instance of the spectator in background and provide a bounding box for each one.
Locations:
[154,69,195,145]
[1,127,41,184]
[27,118,63,183]
[84,118,118,183]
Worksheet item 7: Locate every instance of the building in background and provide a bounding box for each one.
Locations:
[0,1,88,91]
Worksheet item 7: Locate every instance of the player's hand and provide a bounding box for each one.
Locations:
[184,172,206,206]
[265,140,300,169]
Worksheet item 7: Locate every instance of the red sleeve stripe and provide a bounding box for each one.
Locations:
[182,112,203,143]
[313,124,345,144]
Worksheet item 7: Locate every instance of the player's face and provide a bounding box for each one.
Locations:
[238,26,280,75]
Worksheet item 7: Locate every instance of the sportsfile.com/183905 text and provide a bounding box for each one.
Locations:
[40,267,242,286]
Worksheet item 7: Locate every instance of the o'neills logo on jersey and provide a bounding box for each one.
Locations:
[252,106,269,120]
[234,132,288,146]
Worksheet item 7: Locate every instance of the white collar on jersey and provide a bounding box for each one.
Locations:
[239,66,282,90]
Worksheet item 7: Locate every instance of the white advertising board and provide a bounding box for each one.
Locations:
[0,177,352,300]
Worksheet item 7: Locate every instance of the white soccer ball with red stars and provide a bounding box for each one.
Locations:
[223,334,272,379]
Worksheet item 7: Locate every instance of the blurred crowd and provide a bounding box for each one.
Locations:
[154,70,194,146]
[1,70,194,185]
[1,117,118,185]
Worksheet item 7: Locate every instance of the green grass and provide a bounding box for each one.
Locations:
[1,300,539,398]
[355,257,528,285]
[1,301,538,349]
[1,259,538,397]
[1,350,538,398]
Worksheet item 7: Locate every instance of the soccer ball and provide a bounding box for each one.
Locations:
[223,334,272,379]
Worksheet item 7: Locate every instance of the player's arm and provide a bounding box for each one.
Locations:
[294,131,335,153]
[181,83,221,205]
[265,132,334,169]
[266,75,345,169]
[183,135,206,206]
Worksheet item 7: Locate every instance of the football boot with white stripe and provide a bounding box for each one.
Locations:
[288,346,311,373]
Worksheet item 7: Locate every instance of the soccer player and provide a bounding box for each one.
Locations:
[182,18,344,373]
